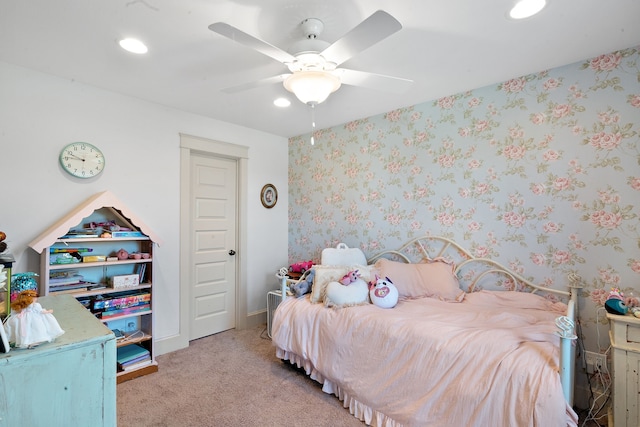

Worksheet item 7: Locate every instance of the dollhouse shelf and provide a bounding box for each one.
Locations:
[28,190,162,383]
[28,190,162,253]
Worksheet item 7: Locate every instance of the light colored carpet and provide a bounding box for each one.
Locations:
[117,324,364,427]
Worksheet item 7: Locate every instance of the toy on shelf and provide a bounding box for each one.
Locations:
[84,220,130,231]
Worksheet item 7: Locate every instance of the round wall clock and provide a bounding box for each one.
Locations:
[59,142,105,179]
[260,184,278,208]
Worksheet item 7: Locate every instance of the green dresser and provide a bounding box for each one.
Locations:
[0,295,116,426]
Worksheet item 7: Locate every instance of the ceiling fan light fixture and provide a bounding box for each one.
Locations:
[283,71,341,105]
[509,0,546,19]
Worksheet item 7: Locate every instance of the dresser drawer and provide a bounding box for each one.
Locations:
[609,313,640,352]
[628,323,640,344]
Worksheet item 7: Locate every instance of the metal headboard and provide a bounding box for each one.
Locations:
[367,236,580,308]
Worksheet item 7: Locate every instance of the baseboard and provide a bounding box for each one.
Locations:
[155,333,188,356]
[246,308,267,329]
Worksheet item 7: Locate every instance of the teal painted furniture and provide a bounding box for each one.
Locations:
[0,295,116,426]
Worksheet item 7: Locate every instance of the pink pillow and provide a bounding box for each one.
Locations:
[373,258,465,302]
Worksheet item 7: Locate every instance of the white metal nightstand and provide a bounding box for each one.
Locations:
[267,290,283,338]
[267,275,299,338]
[268,272,299,338]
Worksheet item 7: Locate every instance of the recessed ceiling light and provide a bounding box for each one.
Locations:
[119,38,148,54]
[509,0,546,19]
[273,98,291,107]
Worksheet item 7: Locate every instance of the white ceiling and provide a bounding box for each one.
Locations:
[1,0,639,138]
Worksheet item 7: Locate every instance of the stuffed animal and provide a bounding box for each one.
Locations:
[339,269,361,285]
[605,287,628,315]
[369,275,399,309]
[291,268,315,298]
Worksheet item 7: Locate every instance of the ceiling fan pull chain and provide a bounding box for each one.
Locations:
[310,103,316,145]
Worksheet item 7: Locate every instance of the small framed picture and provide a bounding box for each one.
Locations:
[260,184,278,209]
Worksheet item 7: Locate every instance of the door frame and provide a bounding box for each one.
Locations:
[178,133,248,348]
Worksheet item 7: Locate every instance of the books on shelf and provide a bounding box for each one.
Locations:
[117,344,150,370]
[49,247,93,254]
[50,286,89,294]
[93,292,151,311]
[110,231,145,238]
[60,230,100,239]
[100,304,150,320]
[136,263,147,283]
[120,352,149,366]
[49,281,97,294]
[86,290,152,319]
[49,273,84,286]
[121,357,152,371]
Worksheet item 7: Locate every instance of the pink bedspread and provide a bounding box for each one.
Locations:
[272,291,578,427]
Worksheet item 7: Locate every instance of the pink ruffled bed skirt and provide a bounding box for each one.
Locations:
[276,348,399,427]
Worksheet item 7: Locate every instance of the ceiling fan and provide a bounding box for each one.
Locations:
[208,10,413,106]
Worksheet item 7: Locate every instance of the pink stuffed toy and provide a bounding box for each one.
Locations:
[339,270,361,285]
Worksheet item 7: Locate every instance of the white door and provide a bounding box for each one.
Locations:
[189,153,237,340]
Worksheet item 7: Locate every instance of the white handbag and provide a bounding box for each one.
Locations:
[321,243,366,266]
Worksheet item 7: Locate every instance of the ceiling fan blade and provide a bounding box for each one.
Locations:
[321,10,402,67]
[336,68,413,94]
[221,74,291,94]
[209,22,296,64]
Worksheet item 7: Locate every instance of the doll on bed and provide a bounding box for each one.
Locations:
[4,290,65,348]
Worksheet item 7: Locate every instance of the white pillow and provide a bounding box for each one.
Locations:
[310,264,373,304]
[321,243,367,265]
[324,278,370,308]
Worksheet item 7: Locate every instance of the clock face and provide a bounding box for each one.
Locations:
[59,142,105,179]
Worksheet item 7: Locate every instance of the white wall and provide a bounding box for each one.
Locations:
[0,61,289,353]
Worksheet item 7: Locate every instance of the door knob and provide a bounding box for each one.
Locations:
[228,250,236,256]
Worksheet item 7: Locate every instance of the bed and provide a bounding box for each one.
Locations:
[271,236,580,427]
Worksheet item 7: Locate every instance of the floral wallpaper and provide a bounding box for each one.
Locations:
[288,46,640,354]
